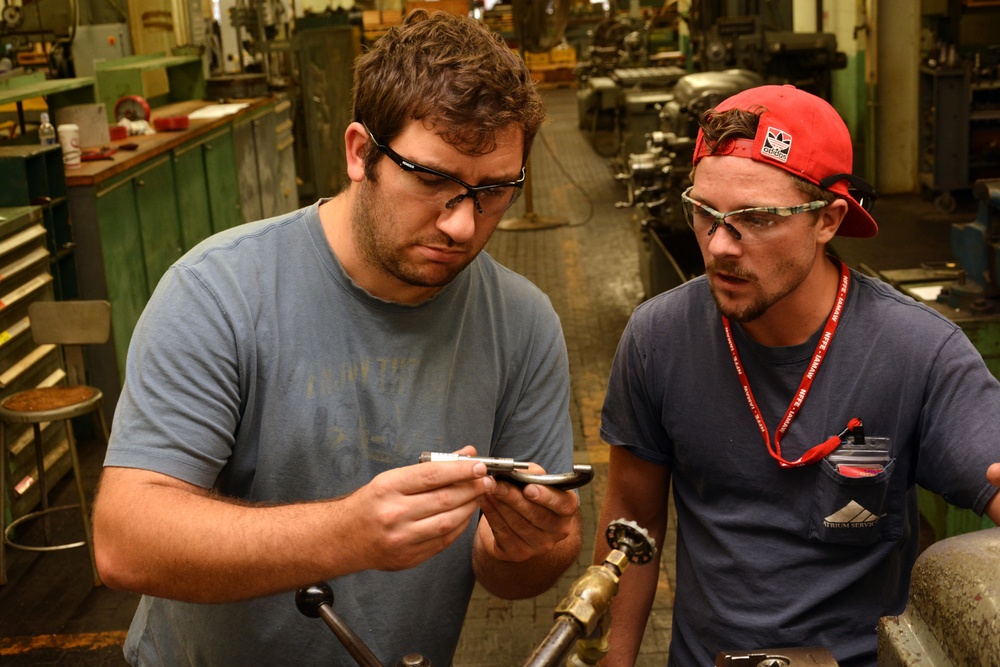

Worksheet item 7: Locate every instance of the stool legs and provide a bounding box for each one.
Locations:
[32,424,52,546]
[66,418,100,586]
[0,414,104,587]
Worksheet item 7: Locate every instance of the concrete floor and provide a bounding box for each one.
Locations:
[0,85,979,666]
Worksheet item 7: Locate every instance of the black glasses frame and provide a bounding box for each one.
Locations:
[819,173,878,213]
[360,121,526,216]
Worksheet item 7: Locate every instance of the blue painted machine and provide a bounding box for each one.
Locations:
[946,178,1000,311]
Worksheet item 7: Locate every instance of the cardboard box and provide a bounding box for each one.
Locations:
[524,51,550,67]
[550,44,577,65]
[54,104,111,148]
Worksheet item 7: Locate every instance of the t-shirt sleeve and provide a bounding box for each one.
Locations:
[600,311,672,466]
[915,327,1000,515]
[103,264,244,489]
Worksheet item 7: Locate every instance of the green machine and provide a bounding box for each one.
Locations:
[94,51,205,122]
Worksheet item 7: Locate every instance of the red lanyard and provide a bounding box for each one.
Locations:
[722,259,855,468]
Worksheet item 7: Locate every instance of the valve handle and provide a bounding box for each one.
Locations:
[295,582,334,618]
[605,518,657,565]
[295,582,386,667]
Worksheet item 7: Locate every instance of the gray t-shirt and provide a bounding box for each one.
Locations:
[601,269,999,667]
[105,201,574,666]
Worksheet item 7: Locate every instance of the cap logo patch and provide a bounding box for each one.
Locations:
[761,127,791,163]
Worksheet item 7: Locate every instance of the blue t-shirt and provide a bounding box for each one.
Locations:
[601,269,999,667]
[104,201,574,666]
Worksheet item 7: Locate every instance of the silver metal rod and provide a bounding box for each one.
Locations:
[418,451,530,472]
[317,604,385,667]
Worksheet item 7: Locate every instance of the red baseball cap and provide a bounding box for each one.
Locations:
[692,84,878,238]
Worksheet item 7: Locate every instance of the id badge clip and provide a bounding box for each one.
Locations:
[825,420,891,478]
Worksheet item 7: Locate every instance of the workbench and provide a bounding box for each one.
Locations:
[66,96,298,419]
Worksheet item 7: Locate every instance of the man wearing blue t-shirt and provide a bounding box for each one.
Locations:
[596,84,1000,667]
[92,11,582,666]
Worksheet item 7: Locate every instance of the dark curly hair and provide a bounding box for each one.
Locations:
[352,10,546,180]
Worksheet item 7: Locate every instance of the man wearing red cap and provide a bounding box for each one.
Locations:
[595,85,1000,666]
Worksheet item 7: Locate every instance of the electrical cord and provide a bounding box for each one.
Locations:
[536,123,596,227]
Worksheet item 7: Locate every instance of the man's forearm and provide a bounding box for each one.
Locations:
[94,459,490,604]
[472,511,583,599]
[593,446,671,665]
[594,539,661,666]
[93,468,365,603]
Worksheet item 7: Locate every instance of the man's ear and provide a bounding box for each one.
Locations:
[817,198,849,244]
[345,122,370,183]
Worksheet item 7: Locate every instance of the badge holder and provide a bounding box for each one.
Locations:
[825,421,890,478]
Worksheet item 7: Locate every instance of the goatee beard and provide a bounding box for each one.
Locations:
[705,261,767,323]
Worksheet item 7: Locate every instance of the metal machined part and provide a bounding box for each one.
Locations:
[493,465,595,491]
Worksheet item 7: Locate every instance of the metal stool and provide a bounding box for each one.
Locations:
[0,300,110,586]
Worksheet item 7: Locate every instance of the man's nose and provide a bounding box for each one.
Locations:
[438,194,478,243]
[704,219,743,256]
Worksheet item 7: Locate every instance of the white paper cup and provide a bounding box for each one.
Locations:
[57,123,81,169]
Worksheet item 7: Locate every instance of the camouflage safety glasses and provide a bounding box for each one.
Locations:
[681,186,830,244]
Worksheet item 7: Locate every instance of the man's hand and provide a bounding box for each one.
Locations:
[345,445,494,572]
[474,461,580,563]
[988,463,1000,487]
[987,463,1000,525]
[468,457,583,600]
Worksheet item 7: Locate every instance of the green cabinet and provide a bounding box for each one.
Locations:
[92,170,154,377]
[233,95,298,224]
[173,140,215,247]
[135,158,184,291]
[274,98,298,217]
[89,145,241,381]
[174,126,244,244]
[293,25,359,200]
[69,97,298,419]
[234,106,278,223]
[202,129,243,234]
[86,156,183,389]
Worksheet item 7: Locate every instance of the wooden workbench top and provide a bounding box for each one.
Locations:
[63,96,277,188]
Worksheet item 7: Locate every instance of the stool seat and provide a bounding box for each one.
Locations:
[0,387,102,422]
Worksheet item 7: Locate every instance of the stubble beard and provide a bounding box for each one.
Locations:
[352,179,468,289]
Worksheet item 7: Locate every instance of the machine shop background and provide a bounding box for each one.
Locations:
[1,0,1000,665]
